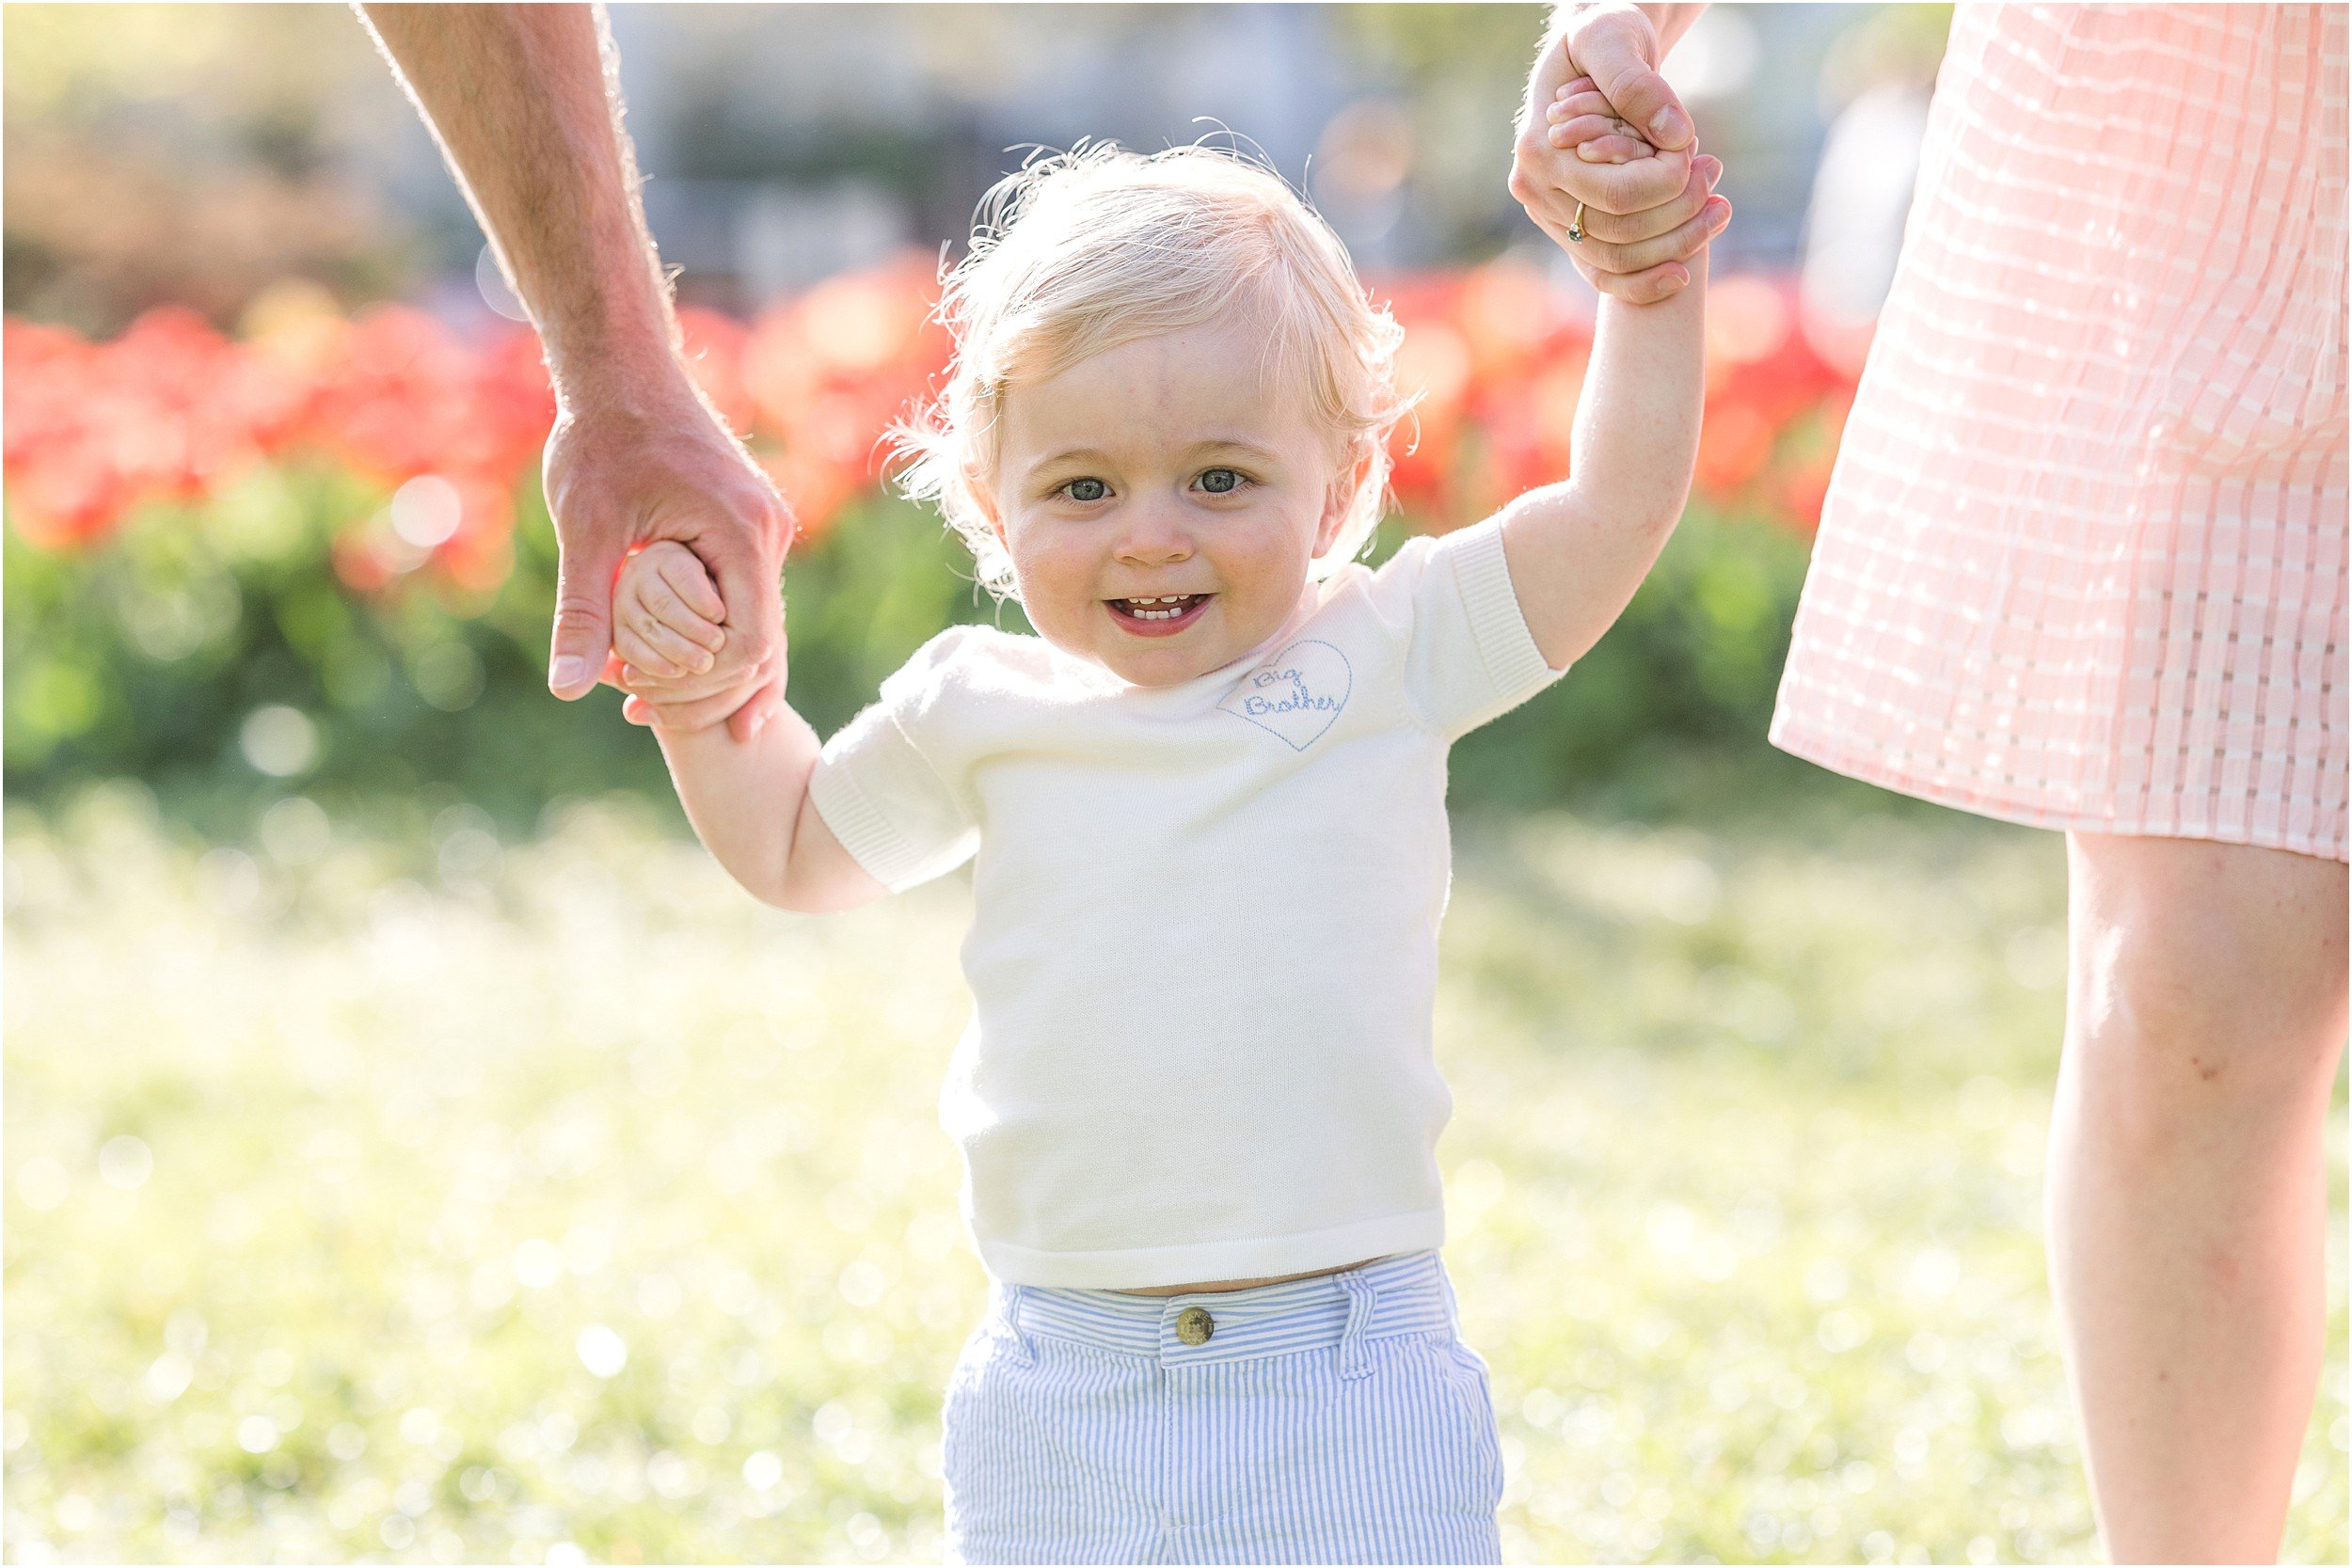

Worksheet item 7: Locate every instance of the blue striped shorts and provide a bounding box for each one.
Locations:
[941,1250,1505,1564]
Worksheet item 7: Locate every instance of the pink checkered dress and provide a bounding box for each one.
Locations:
[1771,4,2349,861]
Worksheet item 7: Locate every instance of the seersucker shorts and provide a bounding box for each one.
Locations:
[941,1249,1505,1565]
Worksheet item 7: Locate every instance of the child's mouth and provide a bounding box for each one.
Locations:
[1105,594,1213,637]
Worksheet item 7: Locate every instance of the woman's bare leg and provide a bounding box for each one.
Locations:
[2050,833,2347,1561]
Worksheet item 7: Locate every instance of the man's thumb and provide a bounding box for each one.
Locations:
[548,534,623,700]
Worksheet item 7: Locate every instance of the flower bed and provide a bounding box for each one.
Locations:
[6,256,1849,574]
[1,260,1851,818]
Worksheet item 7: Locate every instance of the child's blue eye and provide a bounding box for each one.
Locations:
[1198,467,1243,494]
[1061,477,1108,502]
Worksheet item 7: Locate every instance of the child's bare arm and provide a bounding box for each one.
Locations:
[1496,236,1712,671]
[640,705,886,913]
[614,545,885,913]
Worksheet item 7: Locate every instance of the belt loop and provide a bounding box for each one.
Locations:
[1335,1270,1377,1380]
[1001,1285,1038,1367]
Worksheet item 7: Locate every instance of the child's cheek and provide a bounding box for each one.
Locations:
[1012,529,1095,634]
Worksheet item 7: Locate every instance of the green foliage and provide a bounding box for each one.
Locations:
[8,465,656,838]
[1448,505,1811,808]
[5,794,2343,1562]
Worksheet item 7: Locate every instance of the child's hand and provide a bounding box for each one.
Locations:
[612,542,728,721]
[1546,75,1661,165]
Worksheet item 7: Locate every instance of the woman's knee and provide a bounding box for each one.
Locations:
[2063,833,2347,1125]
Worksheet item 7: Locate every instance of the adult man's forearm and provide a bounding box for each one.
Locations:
[356,3,680,403]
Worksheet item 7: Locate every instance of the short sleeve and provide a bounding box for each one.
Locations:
[1376,515,1567,741]
[805,629,981,893]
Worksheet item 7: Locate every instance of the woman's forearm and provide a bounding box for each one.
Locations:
[652,704,825,907]
[354,3,681,405]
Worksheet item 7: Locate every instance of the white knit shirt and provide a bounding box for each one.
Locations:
[806,516,1565,1287]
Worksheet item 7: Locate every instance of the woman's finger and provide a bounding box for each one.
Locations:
[1572,250,1692,304]
[1532,210,1690,302]
[1572,155,1721,247]
[1575,194,1731,277]
[1526,141,1693,219]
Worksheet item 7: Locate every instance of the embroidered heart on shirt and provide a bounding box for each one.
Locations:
[1217,639,1353,752]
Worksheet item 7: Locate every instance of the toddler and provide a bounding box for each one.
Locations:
[611,144,1716,1563]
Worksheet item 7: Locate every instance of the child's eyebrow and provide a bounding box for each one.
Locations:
[1027,447,1117,471]
[1186,438,1285,465]
[1025,438,1284,472]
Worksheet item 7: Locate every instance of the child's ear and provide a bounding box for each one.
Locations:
[1313,446,1376,558]
[968,469,1007,544]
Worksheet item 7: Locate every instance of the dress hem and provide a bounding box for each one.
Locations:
[1768,714,2349,864]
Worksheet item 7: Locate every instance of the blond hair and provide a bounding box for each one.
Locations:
[892,142,1411,598]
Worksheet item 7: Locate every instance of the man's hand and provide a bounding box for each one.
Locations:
[543,374,793,739]
[1511,4,1715,302]
[356,4,790,739]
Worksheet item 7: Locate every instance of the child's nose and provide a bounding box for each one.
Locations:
[1113,500,1194,564]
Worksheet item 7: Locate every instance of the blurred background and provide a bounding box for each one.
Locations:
[4,0,1963,826]
[4,6,2342,1565]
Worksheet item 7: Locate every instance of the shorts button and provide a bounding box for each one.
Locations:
[1175,1307,1214,1345]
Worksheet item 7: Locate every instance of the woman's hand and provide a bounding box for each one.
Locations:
[1510,4,1716,302]
[1531,78,1730,276]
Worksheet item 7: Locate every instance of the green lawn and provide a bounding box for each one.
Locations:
[5,784,2344,1563]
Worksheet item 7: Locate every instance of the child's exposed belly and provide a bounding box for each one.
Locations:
[1106,1254,1391,1297]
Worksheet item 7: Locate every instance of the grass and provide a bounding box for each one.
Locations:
[4,781,2344,1563]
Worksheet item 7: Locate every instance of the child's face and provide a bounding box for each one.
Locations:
[987,315,1357,688]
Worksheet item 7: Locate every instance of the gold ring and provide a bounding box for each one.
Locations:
[1567,200,1588,244]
